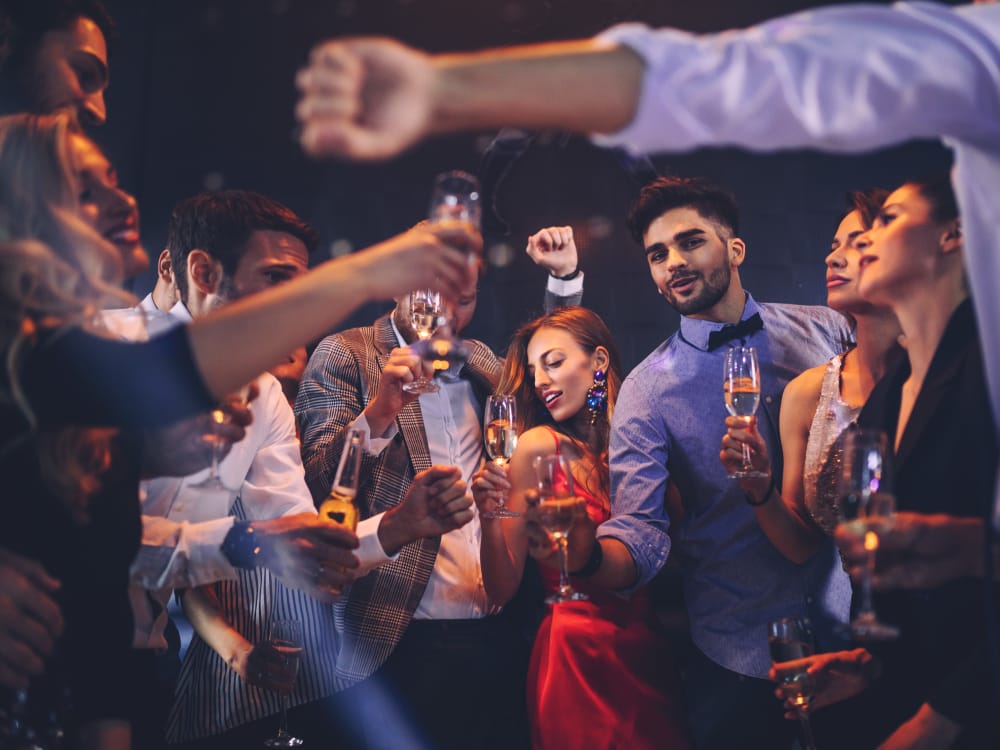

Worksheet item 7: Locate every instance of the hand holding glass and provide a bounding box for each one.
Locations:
[768,617,819,750]
[723,346,768,479]
[481,395,520,519]
[402,289,443,395]
[534,454,587,604]
[263,619,304,748]
[837,429,900,642]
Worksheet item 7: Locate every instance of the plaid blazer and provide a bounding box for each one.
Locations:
[295,315,501,687]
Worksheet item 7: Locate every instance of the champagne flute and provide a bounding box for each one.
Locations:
[768,617,819,750]
[263,619,304,748]
[402,289,443,395]
[410,171,481,373]
[191,383,252,491]
[481,395,521,519]
[836,428,900,642]
[533,454,587,604]
[723,346,768,479]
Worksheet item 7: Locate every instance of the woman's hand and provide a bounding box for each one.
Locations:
[719,415,772,500]
[770,648,879,717]
[470,461,510,518]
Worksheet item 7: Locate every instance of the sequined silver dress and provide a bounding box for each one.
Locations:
[803,354,860,535]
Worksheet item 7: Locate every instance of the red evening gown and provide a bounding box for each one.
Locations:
[528,429,692,750]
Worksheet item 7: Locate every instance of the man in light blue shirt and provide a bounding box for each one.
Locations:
[575,177,852,749]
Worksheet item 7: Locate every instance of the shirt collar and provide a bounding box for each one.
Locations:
[678,292,764,352]
[168,300,194,323]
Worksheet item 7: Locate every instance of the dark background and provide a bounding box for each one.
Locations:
[95,0,954,371]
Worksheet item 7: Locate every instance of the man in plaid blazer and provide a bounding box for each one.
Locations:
[295,226,583,750]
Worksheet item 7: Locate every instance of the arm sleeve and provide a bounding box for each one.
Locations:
[23,325,215,430]
[599,370,673,591]
[544,272,584,311]
[594,3,1000,155]
[131,515,237,590]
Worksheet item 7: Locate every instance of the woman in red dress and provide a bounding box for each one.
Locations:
[472,307,691,750]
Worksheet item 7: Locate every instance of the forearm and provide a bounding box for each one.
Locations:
[181,586,251,673]
[590,537,639,591]
[189,255,373,400]
[751,490,824,564]
[478,520,522,606]
[430,42,642,137]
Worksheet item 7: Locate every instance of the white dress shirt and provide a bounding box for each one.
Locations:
[592,1,1000,522]
[130,302,315,648]
[349,318,493,620]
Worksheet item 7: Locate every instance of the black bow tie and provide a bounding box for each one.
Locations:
[706,313,764,350]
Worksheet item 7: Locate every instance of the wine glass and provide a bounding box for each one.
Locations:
[723,346,768,479]
[481,395,521,519]
[409,171,481,374]
[768,617,819,750]
[191,384,252,490]
[533,454,587,604]
[263,619,304,748]
[402,289,443,395]
[836,428,900,642]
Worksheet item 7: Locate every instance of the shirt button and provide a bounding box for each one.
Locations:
[765,396,773,404]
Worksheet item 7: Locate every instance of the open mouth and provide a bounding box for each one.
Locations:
[543,391,562,408]
[105,226,140,246]
[669,274,698,293]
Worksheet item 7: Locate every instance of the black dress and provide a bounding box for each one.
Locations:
[856,299,1000,748]
[1,325,215,741]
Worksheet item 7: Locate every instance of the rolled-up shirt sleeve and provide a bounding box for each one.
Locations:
[131,515,236,590]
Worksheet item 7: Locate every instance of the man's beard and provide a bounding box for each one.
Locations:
[662,263,731,316]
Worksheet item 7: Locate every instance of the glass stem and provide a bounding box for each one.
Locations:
[278,696,289,737]
[797,711,818,750]
[557,537,571,596]
[859,546,875,618]
[208,435,222,480]
[741,442,754,472]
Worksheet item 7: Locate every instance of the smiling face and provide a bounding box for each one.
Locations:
[855,184,952,307]
[643,206,745,321]
[67,131,146,277]
[526,326,607,424]
[29,16,109,126]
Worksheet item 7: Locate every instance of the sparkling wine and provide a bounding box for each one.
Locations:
[485,419,517,464]
[724,378,760,417]
[537,497,577,539]
[319,488,358,532]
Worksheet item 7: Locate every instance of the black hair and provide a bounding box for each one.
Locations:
[843,187,890,230]
[627,176,739,245]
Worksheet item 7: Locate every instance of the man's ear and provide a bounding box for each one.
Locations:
[728,237,747,267]
[940,219,963,255]
[187,249,220,294]
[157,248,174,283]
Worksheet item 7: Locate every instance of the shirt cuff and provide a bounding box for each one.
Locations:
[545,272,584,299]
[132,515,238,590]
[351,413,399,455]
[355,513,400,575]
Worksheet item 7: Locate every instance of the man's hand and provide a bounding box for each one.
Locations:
[296,37,435,161]
[378,466,474,556]
[237,640,299,694]
[526,226,578,278]
[141,385,257,478]
[255,513,360,602]
[770,648,879,718]
[719,415,772,501]
[0,548,64,689]
[835,512,985,590]
[363,347,433,437]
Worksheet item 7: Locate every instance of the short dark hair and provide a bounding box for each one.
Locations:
[167,189,319,302]
[0,0,116,68]
[907,174,958,224]
[843,187,890,231]
[627,176,739,245]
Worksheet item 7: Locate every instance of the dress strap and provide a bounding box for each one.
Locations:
[542,425,562,455]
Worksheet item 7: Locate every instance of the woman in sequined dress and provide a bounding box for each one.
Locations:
[720,189,901,561]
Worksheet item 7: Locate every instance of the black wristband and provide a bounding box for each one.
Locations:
[745,476,777,507]
[221,521,262,569]
[550,268,581,281]
[570,538,603,577]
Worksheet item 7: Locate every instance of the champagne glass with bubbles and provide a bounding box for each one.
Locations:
[837,428,900,642]
[723,346,768,479]
[769,617,819,750]
[263,619,304,748]
[402,289,443,395]
[482,395,520,518]
[534,454,587,604]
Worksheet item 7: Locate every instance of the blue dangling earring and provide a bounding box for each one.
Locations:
[586,369,608,425]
